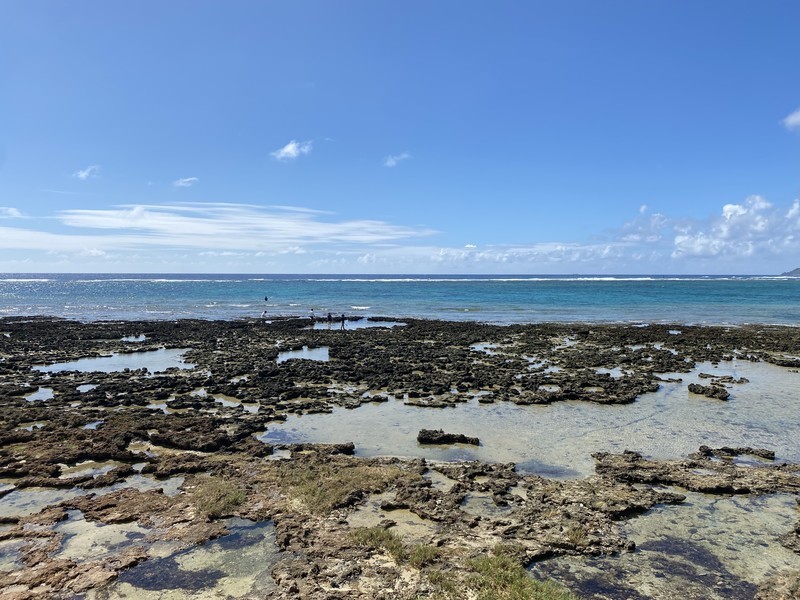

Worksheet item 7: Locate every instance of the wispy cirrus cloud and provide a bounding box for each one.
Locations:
[383,152,411,167]
[270,140,313,161]
[54,203,436,249]
[72,165,100,180]
[0,203,437,272]
[172,177,199,188]
[783,107,800,131]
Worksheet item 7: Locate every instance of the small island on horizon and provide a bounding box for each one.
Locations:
[781,268,800,276]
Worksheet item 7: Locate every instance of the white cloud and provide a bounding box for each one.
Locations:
[271,140,313,161]
[671,195,799,259]
[173,177,199,187]
[0,207,23,218]
[79,248,107,257]
[383,152,411,167]
[787,200,800,220]
[2,196,799,274]
[782,107,800,131]
[277,246,308,255]
[52,203,436,251]
[73,165,100,180]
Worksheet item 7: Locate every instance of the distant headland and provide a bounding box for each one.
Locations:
[781,268,800,276]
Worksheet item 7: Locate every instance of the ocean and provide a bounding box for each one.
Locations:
[1,273,799,325]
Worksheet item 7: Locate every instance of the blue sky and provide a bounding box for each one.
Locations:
[1,1,799,274]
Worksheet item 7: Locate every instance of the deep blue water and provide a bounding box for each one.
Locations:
[1,273,799,325]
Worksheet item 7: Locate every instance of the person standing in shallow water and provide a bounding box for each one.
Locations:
[340,314,346,330]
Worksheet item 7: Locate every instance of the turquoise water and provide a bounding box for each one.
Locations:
[1,273,799,324]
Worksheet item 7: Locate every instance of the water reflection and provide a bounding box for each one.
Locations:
[276,346,329,363]
[34,348,193,373]
[311,319,406,330]
[25,387,54,402]
[120,334,147,342]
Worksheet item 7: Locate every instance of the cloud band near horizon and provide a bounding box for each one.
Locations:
[0,196,798,273]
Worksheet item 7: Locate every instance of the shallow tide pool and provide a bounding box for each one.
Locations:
[259,359,800,478]
[87,518,278,600]
[33,348,194,373]
[532,491,800,599]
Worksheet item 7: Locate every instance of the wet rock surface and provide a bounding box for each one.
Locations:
[1,317,800,598]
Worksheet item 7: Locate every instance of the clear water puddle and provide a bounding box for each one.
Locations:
[596,367,625,378]
[461,491,514,518]
[213,394,260,413]
[0,475,184,520]
[266,448,291,461]
[423,468,458,492]
[34,348,194,373]
[59,460,120,479]
[87,518,278,599]
[25,387,54,402]
[0,535,25,572]
[532,492,800,599]
[471,343,500,355]
[120,334,147,342]
[55,509,151,561]
[276,346,329,363]
[347,492,437,545]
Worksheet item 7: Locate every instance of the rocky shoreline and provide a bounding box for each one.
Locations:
[1,316,799,599]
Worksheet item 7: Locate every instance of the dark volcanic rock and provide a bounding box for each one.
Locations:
[688,383,730,400]
[417,429,480,446]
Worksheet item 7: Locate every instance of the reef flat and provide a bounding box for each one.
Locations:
[1,317,799,599]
